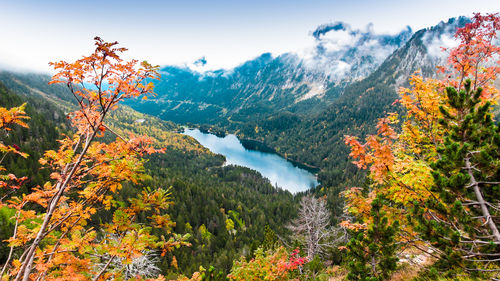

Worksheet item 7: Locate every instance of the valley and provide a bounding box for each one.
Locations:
[0,9,499,281]
[183,128,318,193]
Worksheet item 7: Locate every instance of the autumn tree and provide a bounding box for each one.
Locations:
[0,104,29,277]
[344,12,499,277]
[0,104,29,195]
[409,13,500,275]
[412,80,500,273]
[227,247,306,280]
[1,37,189,281]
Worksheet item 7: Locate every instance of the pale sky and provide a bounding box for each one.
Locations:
[0,0,499,73]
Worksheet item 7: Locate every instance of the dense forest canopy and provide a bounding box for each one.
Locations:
[0,11,498,281]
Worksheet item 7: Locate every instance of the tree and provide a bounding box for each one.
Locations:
[287,195,344,260]
[227,247,306,281]
[0,104,29,193]
[262,225,278,251]
[2,37,189,280]
[412,79,500,273]
[346,195,399,281]
[344,12,500,277]
[0,104,29,277]
[408,13,500,275]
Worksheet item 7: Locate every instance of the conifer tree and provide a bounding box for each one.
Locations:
[262,225,278,251]
[412,79,500,274]
[346,195,399,281]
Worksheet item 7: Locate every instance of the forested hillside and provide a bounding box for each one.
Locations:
[122,17,471,220]
[0,12,498,281]
[216,17,471,189]
[0,71,297,278]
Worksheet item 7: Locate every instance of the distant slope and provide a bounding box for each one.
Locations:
[0,70,202,151]
[243,18,468,166]
[234,17,469,192]
[223,17,469,218]
[125,23,413,125]
[0,80,64,191]
[124,17,468,192]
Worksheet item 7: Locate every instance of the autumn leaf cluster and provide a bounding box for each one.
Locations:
[343,12,500,278]
[0,37,189,281]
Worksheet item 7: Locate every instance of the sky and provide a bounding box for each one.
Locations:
[0,0,499,73]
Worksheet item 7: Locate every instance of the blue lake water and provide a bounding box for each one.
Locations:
[183,128,318,193]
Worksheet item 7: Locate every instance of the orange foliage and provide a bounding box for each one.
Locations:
[1,37,188,281]
[0,104,29,195]
[342,13,500,244]
[227,247,306,281]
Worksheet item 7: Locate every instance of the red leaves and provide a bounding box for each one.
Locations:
[228,247,305,280]
[444,13,500,99]
[287,248,307,269]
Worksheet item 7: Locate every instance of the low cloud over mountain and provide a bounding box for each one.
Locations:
[297,21,413,81]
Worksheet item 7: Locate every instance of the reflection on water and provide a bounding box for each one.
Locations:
[183,128,318,193]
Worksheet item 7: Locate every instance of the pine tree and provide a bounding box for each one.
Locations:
[346,195,399,281]
[412,79,500,274]
[262,225,278,251]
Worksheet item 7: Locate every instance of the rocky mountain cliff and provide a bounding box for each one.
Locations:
[125,21,415,124]
[0,17,471,193]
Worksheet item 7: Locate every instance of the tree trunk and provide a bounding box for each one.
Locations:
[465,157,500,242]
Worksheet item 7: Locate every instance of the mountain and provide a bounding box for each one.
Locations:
[0,14,485,279]
[125,17,469,194]
[121,17,472,220]
[125,22,414,125]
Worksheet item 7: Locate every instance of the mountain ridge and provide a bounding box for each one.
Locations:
[125,20,417,125]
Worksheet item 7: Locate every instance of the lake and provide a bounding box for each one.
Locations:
[183,128,319,193]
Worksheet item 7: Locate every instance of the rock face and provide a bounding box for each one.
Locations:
[125,21,417,124]
[0,16,473,193]
[126,17,470,127]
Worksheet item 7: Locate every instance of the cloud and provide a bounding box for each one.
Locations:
[421,17,468,59]
[424,33,458,58]
[318,29,360,53]
[297,21,413,81]
[159,21,414,84]
[183,56,212,74]
[0,59,50,74]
